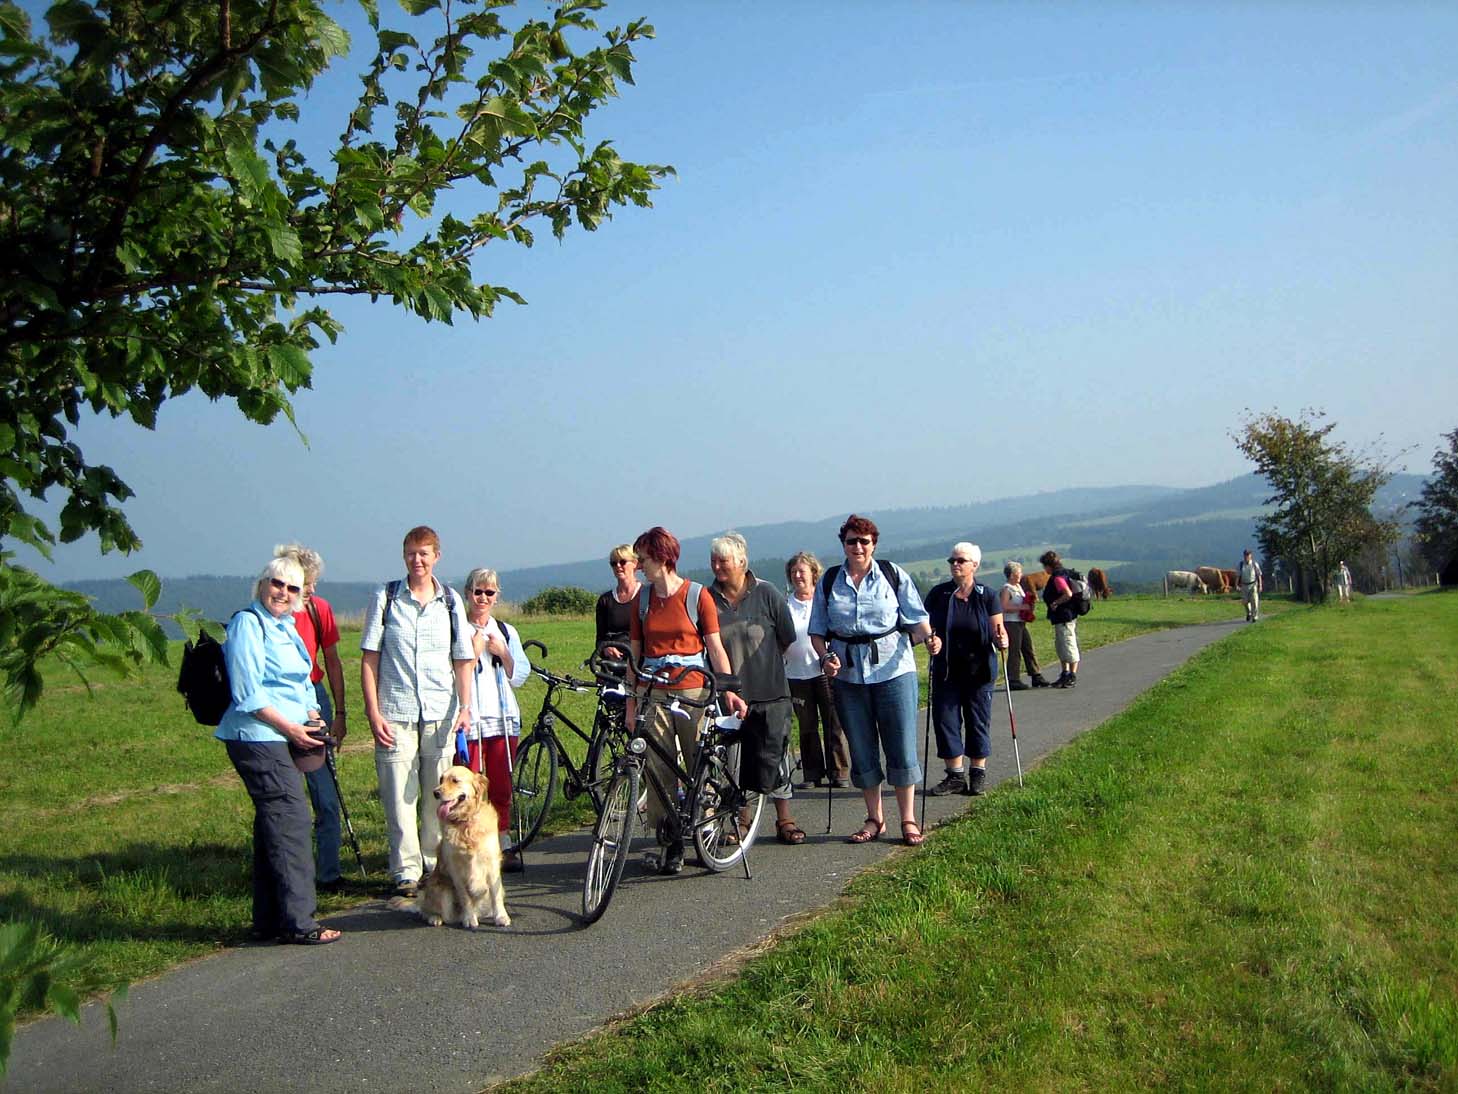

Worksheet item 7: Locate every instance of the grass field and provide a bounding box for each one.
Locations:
[498,592,1458,1091]
[1,593,1281,1004]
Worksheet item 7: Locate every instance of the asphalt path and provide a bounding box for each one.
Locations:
[8,619,1245,1093]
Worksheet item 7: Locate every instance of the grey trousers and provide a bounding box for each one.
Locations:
[225,740,320,936]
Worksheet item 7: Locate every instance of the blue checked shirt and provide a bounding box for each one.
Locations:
[360,577,474,723]
[809,562,928,685]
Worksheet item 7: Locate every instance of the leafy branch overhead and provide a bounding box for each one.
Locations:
[0,0,670,717]
[0,0,671,559]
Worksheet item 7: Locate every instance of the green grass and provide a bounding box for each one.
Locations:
[500,592,1458,1091]
[0,595,1290,1005]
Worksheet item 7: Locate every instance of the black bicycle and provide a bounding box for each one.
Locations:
[507,640,632,855]
[582,647,766,924]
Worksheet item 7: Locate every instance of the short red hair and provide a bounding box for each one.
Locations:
[838,514,879,543]
[633,526,680,571]
[403,525,441,553]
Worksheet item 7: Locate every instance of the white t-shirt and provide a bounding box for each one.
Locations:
[467,618,525,739]
[782,594,821,680]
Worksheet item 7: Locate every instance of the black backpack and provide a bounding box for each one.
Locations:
[1064,569,1094,617]
[177,608,265,726]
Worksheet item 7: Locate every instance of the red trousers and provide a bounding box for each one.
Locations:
[462,736,518,833]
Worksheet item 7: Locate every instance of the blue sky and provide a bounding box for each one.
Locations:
[27,0,1458,583]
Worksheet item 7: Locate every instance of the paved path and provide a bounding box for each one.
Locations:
[8,620,1244,1093]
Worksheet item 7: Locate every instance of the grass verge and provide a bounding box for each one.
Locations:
[500,592,1457,1091]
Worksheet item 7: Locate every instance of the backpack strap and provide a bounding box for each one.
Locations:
[637,581,704,636]
[380,578,458,652]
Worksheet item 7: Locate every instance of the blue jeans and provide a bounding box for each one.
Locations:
[304,681,342,883]
[831,671,922,789]
[933,674,993,762]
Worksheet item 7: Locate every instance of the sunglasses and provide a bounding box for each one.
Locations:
[843,537,874,546]
[472,588,499,598]
[948,557,974,566]
[269,578,302,594]
[610,559,633,567]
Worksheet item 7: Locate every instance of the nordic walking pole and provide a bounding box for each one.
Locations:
[315,729,367,878]
[1000,643,1024,787]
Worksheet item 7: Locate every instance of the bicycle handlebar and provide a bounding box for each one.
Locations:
[522,638,548,659]
[592,640,741,704]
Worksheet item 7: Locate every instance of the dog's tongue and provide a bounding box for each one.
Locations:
[437,800,453,823]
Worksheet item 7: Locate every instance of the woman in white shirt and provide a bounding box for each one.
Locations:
[1000,561,1049,690]
[783,552,850,788]
[461,568,531,870]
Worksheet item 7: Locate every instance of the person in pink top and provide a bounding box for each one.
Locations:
[276,543,349,888]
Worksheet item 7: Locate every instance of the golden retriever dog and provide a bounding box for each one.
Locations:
[389,766,510,929]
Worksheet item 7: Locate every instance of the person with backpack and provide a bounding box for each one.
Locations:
[458,567,531,872]
[809,514,933,847]
[273,543,348,891]
[215,555,340,945]
[1039,550,1082,688]
[627,526,746,875]
[360,526,475,898]
[924,543,1008,797]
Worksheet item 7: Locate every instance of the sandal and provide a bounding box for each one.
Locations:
[847,816,884,844]
[901,820,925,847]
[776,819,807,845]
[278,927,342,946]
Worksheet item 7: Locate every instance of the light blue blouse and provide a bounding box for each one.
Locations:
[214,602,316,743]
[808,562,928,685]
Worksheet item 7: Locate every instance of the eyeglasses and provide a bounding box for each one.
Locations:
[843,537,873,546]
[610,559,633,568]
[472,588,499,598]
[269,578,302,594]
[948,557,974,566]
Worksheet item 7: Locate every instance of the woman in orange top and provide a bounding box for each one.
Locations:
[626,526,745,874]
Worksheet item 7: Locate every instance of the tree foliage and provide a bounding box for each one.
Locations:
[0,921,126,1076]
[1413,428,1458,572]
[1233,410,1398,601]
[0,0,670,713]
[521,584,595,615]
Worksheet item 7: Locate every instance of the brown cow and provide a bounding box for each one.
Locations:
[1087,567,1112,599]
[1221,569,1239,593]
[1196,566,1228,594]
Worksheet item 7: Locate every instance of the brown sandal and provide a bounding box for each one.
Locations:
[776,819,807,845]
[901,820,925,847]
[847,816,884,844]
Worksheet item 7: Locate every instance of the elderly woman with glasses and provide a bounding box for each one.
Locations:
[924,543,1008,798]
[595,544,641,660]
[809,514,932,847]
[215,556,340,945]
[460,568,531,871]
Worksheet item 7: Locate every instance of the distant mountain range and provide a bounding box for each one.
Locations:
[65,473,1426,625]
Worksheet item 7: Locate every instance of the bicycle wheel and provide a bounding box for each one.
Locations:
[582,764,640,924]
[507,732,557,853]
[690,747,765,872]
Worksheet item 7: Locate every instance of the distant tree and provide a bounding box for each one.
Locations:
[1413,428,1458,573]
[521,585,596,615]
[0,0,670,714]
[1233,410,1399,602]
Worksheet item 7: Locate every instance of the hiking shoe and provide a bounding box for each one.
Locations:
[829,777,851,788]
[501,851,523,874]
[929,770,968,796]
[657,841,684,875]
[394,878,419,899]
[1008,679,1030,691]
[965,767,987,796]
[1030,674,1051,688]
[1063,673,1077,688]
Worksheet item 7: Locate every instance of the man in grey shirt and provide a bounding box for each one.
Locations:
[361,525,474,896]
[707,532,807,845]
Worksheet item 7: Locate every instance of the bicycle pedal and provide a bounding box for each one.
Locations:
[562,778,582,800]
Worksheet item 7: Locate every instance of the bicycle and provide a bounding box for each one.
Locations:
[582,646,766,924]
[507,640,632,855]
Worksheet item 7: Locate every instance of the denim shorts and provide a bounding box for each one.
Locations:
[830,670,922,789]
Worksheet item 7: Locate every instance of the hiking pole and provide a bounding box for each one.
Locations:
[919,641,935,834]
[1001,645,1024,787]
[321,737,367,878]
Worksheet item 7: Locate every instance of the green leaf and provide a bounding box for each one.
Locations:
[265,224,302,263]
[266,343,312,386]
[125,569,161,611]
[224,144,272,203]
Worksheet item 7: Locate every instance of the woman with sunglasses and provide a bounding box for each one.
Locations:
[924,543,1008,798]
[460,568,531,871]
[215,556,340,945]
[595,544,641,660]
[809,514,933,847]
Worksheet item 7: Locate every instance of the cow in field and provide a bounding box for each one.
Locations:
[1196,566,1228,594]
[1022,570,1050,594]
[1088,567,1112,599]
[1167,570,1207,595]
[1221,568,1239,593]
